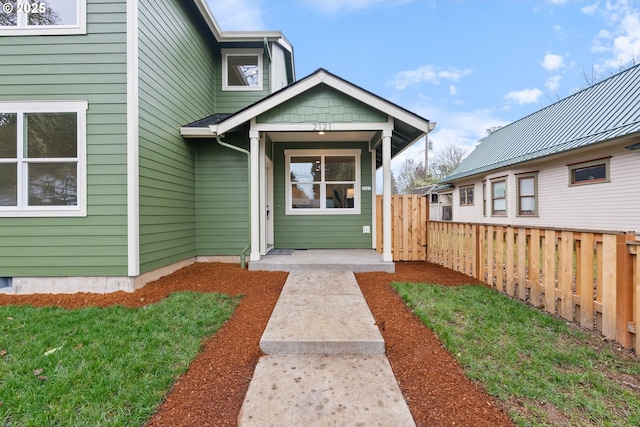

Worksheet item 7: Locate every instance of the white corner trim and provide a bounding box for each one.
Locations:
[126,0,140,277]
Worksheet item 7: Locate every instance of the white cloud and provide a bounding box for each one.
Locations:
[545,75,562,92]
[540,53,565,71]
[387,65,472,90]
[589,0,640,70]
[504,88,544,105]
[207,0,265,30]
[581,2,599,16]
[449,85,458,96]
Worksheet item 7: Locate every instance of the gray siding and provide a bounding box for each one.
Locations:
[195,134,250,255]
[273,141,373,249]
[0,0,129,277]
[138,0,218,273]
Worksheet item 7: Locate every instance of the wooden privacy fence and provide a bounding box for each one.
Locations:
[428,221,640,355]
[375,195,428,261]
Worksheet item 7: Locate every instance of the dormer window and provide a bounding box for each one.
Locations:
[222,49,263,91]
[0,0,86,35]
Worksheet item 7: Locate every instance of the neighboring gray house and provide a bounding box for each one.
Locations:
[0,0,434,293]
[437,63,640,236]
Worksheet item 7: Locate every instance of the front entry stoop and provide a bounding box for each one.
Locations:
[238,270,416,427]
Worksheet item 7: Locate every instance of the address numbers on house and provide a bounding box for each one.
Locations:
[313,123,331,132]
[2,2,47,14]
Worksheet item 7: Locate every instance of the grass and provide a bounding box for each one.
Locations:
[0,292,240,427]
[393,282,640,427]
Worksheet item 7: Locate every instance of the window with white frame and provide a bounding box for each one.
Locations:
[222,49,263,91]
[491,179,506,216]
[517,173,537,216]
[0,101,87,216]
[0,0,86,35]
[285,149,360,214]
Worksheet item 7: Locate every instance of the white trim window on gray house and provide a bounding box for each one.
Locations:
[436,63,640,235]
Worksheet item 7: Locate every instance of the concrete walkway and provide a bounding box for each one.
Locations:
[238,270,416,427]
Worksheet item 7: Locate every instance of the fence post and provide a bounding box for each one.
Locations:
[616,234,634,348]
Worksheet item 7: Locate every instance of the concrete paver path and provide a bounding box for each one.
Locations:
[238,270,416,427]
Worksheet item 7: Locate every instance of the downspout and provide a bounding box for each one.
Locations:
[216,135,251,268]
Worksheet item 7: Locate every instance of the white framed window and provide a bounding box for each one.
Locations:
[0,101,88,217]
[0,0,86,36]
[285,149,360,215]
[222,49,263,91]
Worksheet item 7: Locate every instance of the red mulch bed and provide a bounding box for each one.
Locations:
[0,262,513,427]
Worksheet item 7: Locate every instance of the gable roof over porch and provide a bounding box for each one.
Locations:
[181,68,435,167]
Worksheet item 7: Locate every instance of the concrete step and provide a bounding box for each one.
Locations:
[248,249,395,273]
[238,354,416,427]
[260,270,385,355]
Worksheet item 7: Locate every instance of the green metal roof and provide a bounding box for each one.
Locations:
[441,63,640,183]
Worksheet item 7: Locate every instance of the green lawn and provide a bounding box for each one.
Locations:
[0,292,239,427]
[393,282,640,427]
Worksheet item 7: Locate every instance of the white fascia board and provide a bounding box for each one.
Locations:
[251,122,390,132]
[216,73,325,135]
[180,127,215,138]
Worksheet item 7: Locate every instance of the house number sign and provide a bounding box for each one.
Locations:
[313,123,331,132]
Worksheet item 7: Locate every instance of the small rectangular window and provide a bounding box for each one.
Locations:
[222,49,263,91]
[459,185,474,206]
[517,174,537,216]
[0,0,86,35]
[492,179,506,216]
[569,159,609,185]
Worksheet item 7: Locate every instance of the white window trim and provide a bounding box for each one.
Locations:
[0,100,88,217]
[222,48,264,92]
[285,149,361,215]
[0,0,87,36]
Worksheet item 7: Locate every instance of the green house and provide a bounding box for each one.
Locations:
[0,0,433,293]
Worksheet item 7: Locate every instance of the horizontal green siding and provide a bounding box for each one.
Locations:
[138,0,218,273]
[196,136,250,255]
[0,0,129,277]
[273,141,373,249]
[257,85,387,124]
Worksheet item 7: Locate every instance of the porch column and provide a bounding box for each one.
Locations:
[382,128,393,262]
[250,130,261,261]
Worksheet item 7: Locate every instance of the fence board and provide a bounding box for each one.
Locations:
[558,231,574,321]
[376,195,427,261]
[578,233,595,330]
[529,228,541,307]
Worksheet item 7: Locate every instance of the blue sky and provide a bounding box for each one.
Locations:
[209,0,640,167]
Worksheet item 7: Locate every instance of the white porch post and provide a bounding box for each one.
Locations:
[250,130,261,261]
[382,127,393,262]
